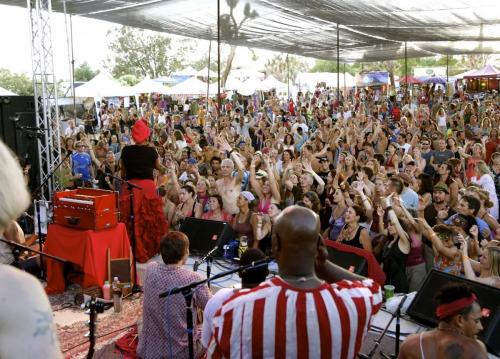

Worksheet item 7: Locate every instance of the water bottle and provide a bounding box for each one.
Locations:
[238,236,248,257]
[102,280,111,300]
[112,277,122,313]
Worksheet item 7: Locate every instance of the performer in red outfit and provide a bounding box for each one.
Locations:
[120,119,168,263]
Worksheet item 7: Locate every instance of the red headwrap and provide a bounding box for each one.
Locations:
[131,118,150,144]
[435,293,477,320]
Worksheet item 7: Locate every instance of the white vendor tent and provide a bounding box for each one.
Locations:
[196,67,218,78]
[132,78,169,94]
[74,73,134,98]
[224,77,244,91]
[260,75,287,91]
[296,72,356,91]
[165,77,218,96]
[237,77,263,96]
[172,66,198,77]
[0,86,18,96]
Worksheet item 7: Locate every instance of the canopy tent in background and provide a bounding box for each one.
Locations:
[422,76,447,85]
[452,69,477,80]
[236,77,263,96]
[153,76,177,85]
[463,65,500,79]
[260,75,287,92]
[224,77,244,91]
[131,78,169,94]
[398,75,423,85]
[0,86,18,96]
[3,0,498,63]
[296,72,356,92]
[171,66,198,77]
[165,76,217,96]
[74,73,134,98]
[196,67,218,79]
[356,72,390,87]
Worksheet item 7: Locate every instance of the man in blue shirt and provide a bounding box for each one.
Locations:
[71,142,94,187]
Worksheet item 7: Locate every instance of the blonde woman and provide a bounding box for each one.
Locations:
[473,161,499,219]
[460,238,500,289]
[0,140,62,358]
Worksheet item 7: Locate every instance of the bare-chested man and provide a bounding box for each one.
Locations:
[215,137,244,215]
[398,283,488,359]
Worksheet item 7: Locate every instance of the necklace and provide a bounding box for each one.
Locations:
[280,273,317,283]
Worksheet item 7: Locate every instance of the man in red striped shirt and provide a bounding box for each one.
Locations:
[206,205,382,359]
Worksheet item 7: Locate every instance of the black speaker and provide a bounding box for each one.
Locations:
[0,96,40,191]
[407,269,500,355]
[326,246,368,276]
[179,217,235,256]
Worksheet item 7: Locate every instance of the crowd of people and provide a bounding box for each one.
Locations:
[59,84,500,292]
[2,82,499,358]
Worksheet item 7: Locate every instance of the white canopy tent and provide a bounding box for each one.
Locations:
[74,73,134,98]
[153,76,177,85]
[296,72,357,91]
[196,67,218,78]
[132,78,169,94]
[260,75,287,92]
[224,77,244,91]
[172,66,198,77]
[0,86,18,96]
[236,77,263,96]
[165,77,218,96]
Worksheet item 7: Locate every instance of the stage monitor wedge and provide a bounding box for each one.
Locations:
[179,217,235,256]
[407,269,500,356]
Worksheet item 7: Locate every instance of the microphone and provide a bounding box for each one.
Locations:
[193,245,219,272]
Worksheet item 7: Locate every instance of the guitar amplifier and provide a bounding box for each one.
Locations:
[53,189,119,230]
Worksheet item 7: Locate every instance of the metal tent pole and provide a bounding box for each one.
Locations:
[217,0,221,118]
[207,37,212,102]
[446,55,449,83]
[337,24,340,102]
[405,41,408,95]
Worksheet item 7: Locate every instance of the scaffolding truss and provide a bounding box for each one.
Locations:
[28,0,61,200]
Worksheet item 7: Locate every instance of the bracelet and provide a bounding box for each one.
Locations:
[462,255,470,261]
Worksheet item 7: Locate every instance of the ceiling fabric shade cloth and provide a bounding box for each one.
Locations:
[463,65,500,79]
[74,73,134,97]
[2,0,499,62]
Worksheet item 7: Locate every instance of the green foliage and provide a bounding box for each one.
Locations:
[265,54,309,82]
[106,26,190,79]
[74,62,99,82]
[0,68,33,96]
[118,74,140,86]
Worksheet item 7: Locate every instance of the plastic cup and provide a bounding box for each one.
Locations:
[384,284,395,300]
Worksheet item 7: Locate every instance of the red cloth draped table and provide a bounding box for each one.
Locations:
[44,223,131,294]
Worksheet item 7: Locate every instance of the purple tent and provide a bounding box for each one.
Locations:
[463,65,500,79]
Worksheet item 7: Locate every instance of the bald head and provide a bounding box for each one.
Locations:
[274,206,320,245]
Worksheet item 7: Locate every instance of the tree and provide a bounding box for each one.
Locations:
[74,62,99,82]
[106,26,191,79]
[0,68,33,96]
[461,54,491,70]
[219,0,259,87]
[264,54,308,83]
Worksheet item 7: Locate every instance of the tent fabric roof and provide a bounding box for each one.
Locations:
[131,78,169,94]
[74,73,134,97]
[165,76,217,95]
[0,85,18,96]
[463,65,500,78]
[2,0,499,62]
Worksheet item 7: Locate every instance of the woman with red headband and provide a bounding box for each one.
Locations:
[120,119,168,263]
[399,283,487,359]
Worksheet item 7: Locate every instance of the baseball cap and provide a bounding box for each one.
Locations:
[433,183,449,193]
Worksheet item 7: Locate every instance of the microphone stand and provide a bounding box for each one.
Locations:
[358,294,409,359]
[193,245,218,288]
[159,257,273,359]
[107,174,142,293]
[30,151,72,280]
[0,238,66,270]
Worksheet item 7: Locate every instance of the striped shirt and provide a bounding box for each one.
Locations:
[206,276,382,359]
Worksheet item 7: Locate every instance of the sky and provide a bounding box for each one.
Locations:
[0,4,303,81]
